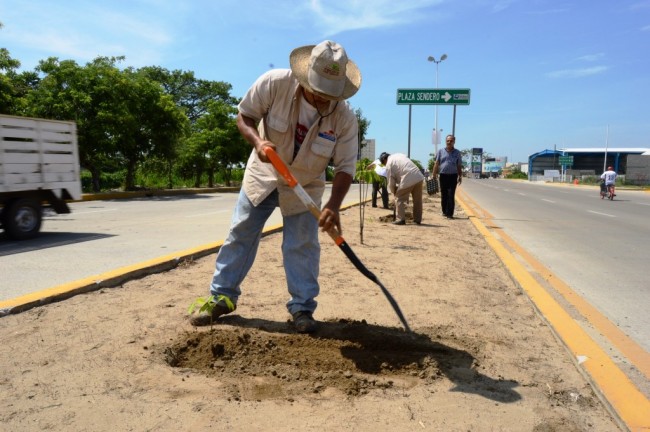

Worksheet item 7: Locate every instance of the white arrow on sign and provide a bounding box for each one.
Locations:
[442,92,452,102]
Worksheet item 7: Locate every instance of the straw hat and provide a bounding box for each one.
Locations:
[290,40,361,101]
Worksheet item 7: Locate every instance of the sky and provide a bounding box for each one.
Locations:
[1,0,649,164]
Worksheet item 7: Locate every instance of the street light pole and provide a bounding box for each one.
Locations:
[427,54,447,156]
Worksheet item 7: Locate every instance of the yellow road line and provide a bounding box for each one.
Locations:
[2,198,365,313]
[460,191,650,380]
[0,222,284,314]
[1,199,362,314]
[457,191,650,431]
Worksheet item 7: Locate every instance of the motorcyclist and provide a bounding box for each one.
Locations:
[600,166,617,199]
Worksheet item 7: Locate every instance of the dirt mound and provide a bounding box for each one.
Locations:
[162,318,526,403]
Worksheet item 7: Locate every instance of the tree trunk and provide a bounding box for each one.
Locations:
[125,159,137,190]
[207,169,214,188]
[167,160,173,189]
[91,167,101,192]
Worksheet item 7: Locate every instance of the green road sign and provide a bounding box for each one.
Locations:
[396,88,471,105]
[559,156,574,166]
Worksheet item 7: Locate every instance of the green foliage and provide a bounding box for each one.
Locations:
[505,171,527,179]
[427,153,436,172]
[354,158,382,184]
[4,49,372,191]
[505,166,527,179]
[322,166,332,181]
[188,295,216,315]
[80,169,124,192]
[411,159,424,171]
[580,175,624,186]
[355,108,371,144]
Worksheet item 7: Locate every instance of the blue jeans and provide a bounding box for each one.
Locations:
[209,189,320,315]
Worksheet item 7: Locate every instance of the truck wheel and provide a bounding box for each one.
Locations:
[3,198,42,240]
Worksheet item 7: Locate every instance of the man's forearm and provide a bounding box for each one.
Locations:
[237,113,263,150]
[324,172,353,211]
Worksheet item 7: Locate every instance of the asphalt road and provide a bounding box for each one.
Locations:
[460,178,650,353]
[0,185,363,301]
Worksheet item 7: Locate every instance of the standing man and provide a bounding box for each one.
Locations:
[190,40,361,333]
[601,166,617,198]
[365,158,389,209]
[433,135,463,219]
[379,152,425,225]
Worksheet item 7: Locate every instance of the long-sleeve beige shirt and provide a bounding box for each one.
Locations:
[384,153,425,194]
[238,69,359,216]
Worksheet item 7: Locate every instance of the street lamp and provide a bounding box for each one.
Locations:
[427,54,447,155]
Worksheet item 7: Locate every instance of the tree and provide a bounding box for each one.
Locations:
[427,153,436,172]
[355,108,371,144]
[0,48,29,115]
[111,68,188,190]
[28,56,188,191]
[138,66,238,124]
[140,66,242,185]
[181,100,247,187]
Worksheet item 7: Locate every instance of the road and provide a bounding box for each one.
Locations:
[459,178,650,354]
[0,185,363,302]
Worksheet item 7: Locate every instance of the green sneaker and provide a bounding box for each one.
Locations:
[189,295,236,326]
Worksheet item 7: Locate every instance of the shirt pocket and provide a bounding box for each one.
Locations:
[266,114,289,133]
[307,135,336,172]
[311,134,336,158]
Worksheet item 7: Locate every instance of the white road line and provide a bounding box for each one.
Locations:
[518,192,526,196]
[541,199,555,203]
[587,210,616,217]
[637,203,650,207]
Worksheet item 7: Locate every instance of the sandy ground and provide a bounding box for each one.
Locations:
[0,192,621,431]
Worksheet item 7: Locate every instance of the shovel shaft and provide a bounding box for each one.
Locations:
[263,147,411,332]
[263,147,343,244]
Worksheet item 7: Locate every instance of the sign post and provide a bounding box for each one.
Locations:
[471,147,483,178]
[559,155,574,182]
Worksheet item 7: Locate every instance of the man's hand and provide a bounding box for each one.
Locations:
[458,176,462,185]
[237,113,276,163]
[256,141,276,163]
[319,206,341,234]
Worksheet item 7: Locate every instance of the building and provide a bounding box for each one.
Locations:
[527,147,650,184]
[359,139,376,161]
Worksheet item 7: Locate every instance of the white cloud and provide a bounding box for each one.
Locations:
[306,0,445,36]
[546,66,609,78]
[526,8,570,15]
[629,1,650,10]
[492,0,517,13]
[2,1,175,68]
[642,24,650,31]
[576,53,605,62]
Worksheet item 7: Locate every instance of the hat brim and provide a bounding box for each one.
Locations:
[290,44,362,101]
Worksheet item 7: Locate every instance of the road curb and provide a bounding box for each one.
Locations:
[0,224,280,317]
[77,187,240,202]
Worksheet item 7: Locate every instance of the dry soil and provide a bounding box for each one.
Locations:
[0,193,621,431]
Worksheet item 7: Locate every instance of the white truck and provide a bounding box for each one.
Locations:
[0,114,82,240]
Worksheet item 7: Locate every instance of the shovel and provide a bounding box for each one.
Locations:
[263,147,411,332]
